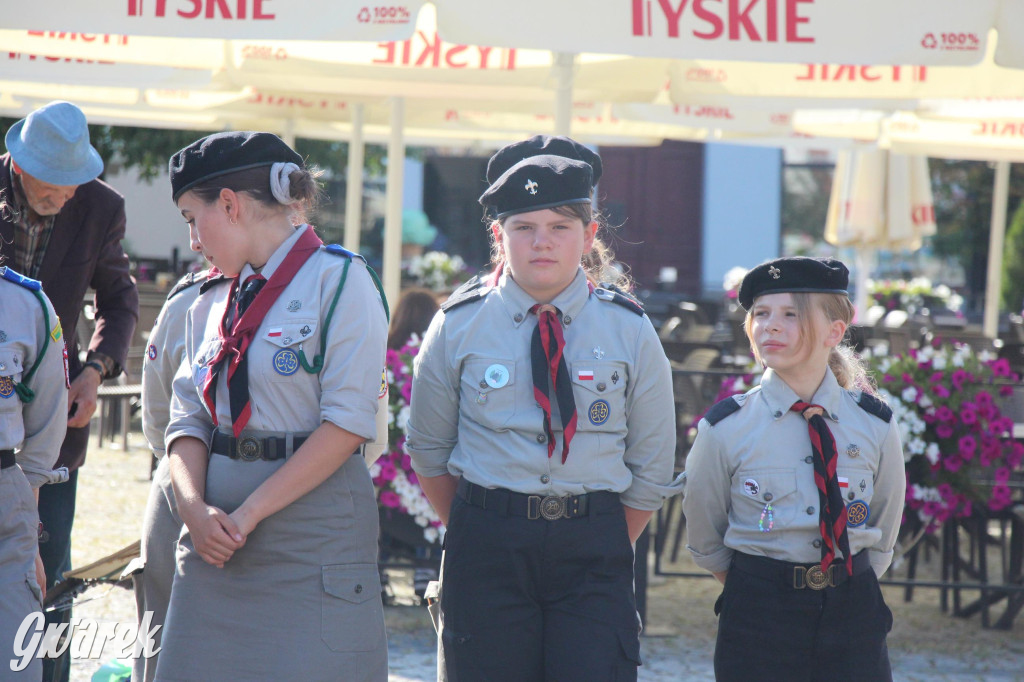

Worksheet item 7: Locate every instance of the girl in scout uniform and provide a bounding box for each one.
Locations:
[133,268,217,682]
[157,132,389,681]
[0,264,68,680]
[682,257,906,681]
[407,137,682,682]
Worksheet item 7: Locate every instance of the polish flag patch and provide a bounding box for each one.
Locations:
[267,328,283,338]
[838,476,849,489]
[577,370,594,381]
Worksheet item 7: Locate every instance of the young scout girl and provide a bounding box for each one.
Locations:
[156,132,389,681]
[682,257,906,681]
[133,267,218,682]
[407,138,682,682]
[0,264,68,678]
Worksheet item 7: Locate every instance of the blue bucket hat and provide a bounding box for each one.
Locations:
[5,101,103,186]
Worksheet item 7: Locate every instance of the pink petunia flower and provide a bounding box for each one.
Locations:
[379,490,402,509]
[933,384,951,398]
[936,423,954,439]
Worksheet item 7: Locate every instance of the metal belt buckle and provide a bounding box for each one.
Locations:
[238,437,263,462]
[539,495,567,521]
[805,565,834,590]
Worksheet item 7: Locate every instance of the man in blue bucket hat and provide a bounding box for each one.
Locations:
[1,101,138,682]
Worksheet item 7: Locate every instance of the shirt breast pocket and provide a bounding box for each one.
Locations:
[732,468,799,533]
[570,361,627,433]
[0,348,25,413]
[260,320,318,383]
[460,358,516,429]
[838,465,875,523]
[191,337,221,388]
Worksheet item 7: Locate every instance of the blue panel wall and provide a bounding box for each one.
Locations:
[702,143,782,295]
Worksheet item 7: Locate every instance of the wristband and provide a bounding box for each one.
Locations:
[83,360,106,381]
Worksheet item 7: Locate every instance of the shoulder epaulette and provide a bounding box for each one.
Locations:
[324,243,367,264]
[593,285,643,316]
[856,391,893,423]
[703,395,744,426]
[199,272,229,294]
[167,269,210,300]
[441,275,487,313]
[0,266,41,291]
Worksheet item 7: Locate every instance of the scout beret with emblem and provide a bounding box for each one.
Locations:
[169,131,303,200]
[479,154,593,219]
[738,256,849,311]
[485,135,602,185]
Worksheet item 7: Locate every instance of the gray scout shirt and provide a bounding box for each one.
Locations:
[0,271,68,487]
[166,227,387,451]
[682,367,906,578]
[406,268,681,511]
[142,272,207,457]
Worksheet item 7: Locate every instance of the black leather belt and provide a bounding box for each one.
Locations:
[1,450,14,469]
[732,551,872,590]
[456,478,620,521]
[211,431,308,462]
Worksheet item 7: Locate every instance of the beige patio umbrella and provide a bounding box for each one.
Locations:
[823,148,937,316]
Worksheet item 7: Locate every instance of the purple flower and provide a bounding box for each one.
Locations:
[378,460,397,482]
[990,358,1013,377]
[951,369,970,391]
[942,455,963,472]
[380,490,402,509]
[929,371,945,383]
[975,390,994,407]
[957,436,976,460]
[936,423,955,438]
[1000,385,1014,397]
[960,406,978,425]
[932,384,951,398]
[994,466,1011,482]
[935,406,955,422]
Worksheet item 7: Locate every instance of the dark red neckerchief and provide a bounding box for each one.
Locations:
[202,226,323,435]
[791,401,853,576]
[530,303,577,463]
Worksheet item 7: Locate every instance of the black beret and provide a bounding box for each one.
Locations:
[738,257,849,311]
[479,154,593,219]
[169,131,303,201]
[486,135,602,185]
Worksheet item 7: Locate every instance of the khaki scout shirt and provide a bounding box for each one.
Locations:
[406,268,681,511]
[166,227,388,450]
[0,272,68,487]
[682,368,906,577]
[142,272,206,457]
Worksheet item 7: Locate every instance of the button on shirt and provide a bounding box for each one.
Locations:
[166,227,388,450]
[681,368,905,577]
[406,268,681,511]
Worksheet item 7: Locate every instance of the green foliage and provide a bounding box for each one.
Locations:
[929,160,1024,312]
[1000,200,1024,312]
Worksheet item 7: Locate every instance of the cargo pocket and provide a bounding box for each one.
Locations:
[321,563,385,652]
[25,571,43,609]
[460,358,516,429]
[614,627,643,679]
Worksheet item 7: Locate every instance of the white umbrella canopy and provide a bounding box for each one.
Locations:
[437,0,1009,65]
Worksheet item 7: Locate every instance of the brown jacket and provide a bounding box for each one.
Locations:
[0,153,139,470]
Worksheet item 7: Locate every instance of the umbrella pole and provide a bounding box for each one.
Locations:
[983,161,1011,338]
[344,103,365,253]
[383,97,405,308]
[553,52,575,136]
[853,247,872,323]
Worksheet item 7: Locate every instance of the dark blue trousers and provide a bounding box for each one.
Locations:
[38,469,77,682]
[714,552,893,682]
[439,493,641,682]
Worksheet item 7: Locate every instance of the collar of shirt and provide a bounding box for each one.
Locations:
[8,168,51,229]
[759,366,843,422]
[496,266,590,328]
[237,223,307,283]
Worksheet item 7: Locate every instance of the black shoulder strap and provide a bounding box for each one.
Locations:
[441,275,487,313]
[703,396,743,426]
[168,269,210,300]
[593,285,644,316]
[199,272,229,294]
[856,391,894,423]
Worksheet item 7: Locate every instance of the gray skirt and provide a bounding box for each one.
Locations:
[155,452,387,682]
[0,466,43,682]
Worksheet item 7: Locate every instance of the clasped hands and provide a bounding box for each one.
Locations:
[181,503,258,568]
